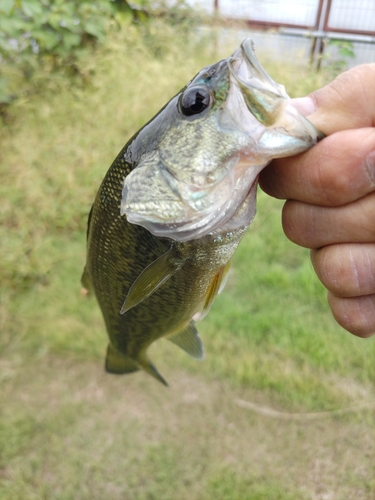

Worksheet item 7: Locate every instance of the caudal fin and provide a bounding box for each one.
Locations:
[140,359,169,386]
[105,344,168,386]
[105,344,140,375]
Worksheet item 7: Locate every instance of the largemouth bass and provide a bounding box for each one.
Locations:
[82,39,323,385]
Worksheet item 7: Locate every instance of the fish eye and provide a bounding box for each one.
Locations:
[179,86,211,117]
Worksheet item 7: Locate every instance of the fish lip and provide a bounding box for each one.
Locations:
[247,174,259,196]
[299,113,326,142]
[227,38,290,130]
[227,38,278,92]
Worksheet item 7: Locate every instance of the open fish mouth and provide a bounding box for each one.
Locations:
[227,39,324,141]
[228,39,288,128]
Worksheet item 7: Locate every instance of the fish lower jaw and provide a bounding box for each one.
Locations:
[211,175,261,237]
[246,174,260,198]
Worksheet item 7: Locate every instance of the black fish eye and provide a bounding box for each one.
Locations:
[179,86,211,117]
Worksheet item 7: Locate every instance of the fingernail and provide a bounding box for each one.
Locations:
[291,97,316,117]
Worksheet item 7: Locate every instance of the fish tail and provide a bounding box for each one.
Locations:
[105,344,168,386]
[105,344,140,375]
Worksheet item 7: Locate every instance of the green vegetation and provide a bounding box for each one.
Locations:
[0,0,149,103]
[0,0,200,104]
[206,469,299,500]
[1,15,374,500]
[322,39,356,77]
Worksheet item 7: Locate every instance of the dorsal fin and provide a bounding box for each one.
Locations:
[168,321,204,360]
[201,261,231,319]
[121,246,184,314]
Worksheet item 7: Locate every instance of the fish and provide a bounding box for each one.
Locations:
[82,39,323,386]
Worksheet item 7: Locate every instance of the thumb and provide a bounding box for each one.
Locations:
[292,64,375,135]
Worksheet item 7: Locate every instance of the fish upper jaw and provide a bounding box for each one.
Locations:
[228,38,288,128]
[228,38,323,151]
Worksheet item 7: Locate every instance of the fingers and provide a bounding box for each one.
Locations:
[260,127,375,205]
[259,64,375,338]
[311,245,375,337]
[327,293,375,338]
[260,63,375,205]
[295,63,375,134]
[311,244,375,297]
[282,192,375,248]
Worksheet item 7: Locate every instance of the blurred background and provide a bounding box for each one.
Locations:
[1,1,374,499]
[190,0,375,68]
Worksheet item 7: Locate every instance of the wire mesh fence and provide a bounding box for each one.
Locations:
[188,0,375,68]
[217,0,320,28]
[327,0,375,32]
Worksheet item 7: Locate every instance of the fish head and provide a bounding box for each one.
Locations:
[121,39,323,241]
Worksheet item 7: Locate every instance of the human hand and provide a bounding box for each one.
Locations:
[259,63,375,337]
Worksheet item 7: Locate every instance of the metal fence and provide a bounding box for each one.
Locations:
[188,0,375,68]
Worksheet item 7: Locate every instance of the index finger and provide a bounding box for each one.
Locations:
[299,63,375,134]
[260,64,375,204]
[260,127,375,206]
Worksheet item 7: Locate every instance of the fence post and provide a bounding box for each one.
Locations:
[310,0,331,70]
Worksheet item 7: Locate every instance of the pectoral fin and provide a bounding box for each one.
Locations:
[168,321,204,360]
[121,246,184,314]
[105,344,140,375]
[201,261,231,319]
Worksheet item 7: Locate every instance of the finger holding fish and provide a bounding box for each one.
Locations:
[260,127,375,206]
[260,63,375,337]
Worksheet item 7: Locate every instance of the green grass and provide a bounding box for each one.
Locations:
[205,468,299,500]
[1,25,374,500]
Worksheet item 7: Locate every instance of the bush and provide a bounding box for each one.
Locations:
[0,0,147,102]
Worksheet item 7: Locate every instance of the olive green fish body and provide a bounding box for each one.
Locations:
[83,39,323,384]
[84,147,246,384]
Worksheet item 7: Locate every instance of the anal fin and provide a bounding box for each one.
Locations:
[105,344,140,375]
[168,321,204,360]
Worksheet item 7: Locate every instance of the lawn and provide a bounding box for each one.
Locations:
[1,26,374,499]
